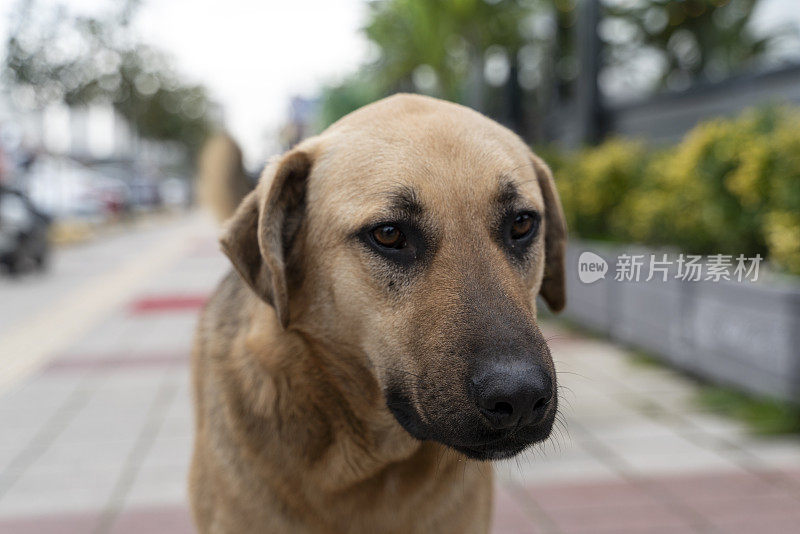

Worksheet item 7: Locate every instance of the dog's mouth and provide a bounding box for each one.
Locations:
[385,385,556,461]
[450,418,556,460]
[453,442,529,461]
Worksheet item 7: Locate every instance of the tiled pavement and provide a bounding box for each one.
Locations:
[1,213,800,533]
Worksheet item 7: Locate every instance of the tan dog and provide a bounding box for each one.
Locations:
[189,94,566,534]
[197,133,253,224]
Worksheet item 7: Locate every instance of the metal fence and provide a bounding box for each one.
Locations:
[606,64,800,145]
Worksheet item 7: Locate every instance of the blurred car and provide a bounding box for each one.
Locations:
[127,177,161,211]
[93,176,131,218]
[91,162,161,212]
[0,185,51,275]
[25,156,107,222]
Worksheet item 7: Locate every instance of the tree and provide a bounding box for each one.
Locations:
[603,0,795,92]
[324,0,798,142]
[3,0,215,157]
[364,0,531,104]
[317,73,384,130]
[317,0,539,131]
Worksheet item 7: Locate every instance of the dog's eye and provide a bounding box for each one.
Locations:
[372,225,407,249]
[509,212,539,241]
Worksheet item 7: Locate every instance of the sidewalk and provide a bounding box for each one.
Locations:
[494,331,800,533]
[1,214,799,534]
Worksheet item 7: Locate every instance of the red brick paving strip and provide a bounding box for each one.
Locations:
[128,295,208,314]
[520,470,800,534]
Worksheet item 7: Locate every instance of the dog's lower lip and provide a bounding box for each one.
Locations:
[456,431,531,456]
[455,414,557,459]
[461,432,516,447]
[456,441,528,460]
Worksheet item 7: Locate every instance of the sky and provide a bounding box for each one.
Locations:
[0,0,370,166]
[134,0,369,164]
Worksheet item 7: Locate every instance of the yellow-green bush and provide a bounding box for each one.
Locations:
[547,139,648,242]
[545,106,800,275]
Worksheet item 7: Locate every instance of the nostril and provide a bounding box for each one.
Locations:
[471,362,553,429]
[491,401,514,416]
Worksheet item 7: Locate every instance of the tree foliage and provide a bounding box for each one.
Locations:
[364,0,529,99]
[603,0,794,92]
[319,0,537,128]
[319,0,796,134]
[3,0,214,156]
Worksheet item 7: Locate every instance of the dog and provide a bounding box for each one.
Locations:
[189,94,566,534]
[197,133,254,224]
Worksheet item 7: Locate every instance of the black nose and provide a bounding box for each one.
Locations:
[471,361,552,430]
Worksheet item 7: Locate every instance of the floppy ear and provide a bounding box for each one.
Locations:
[531,154,567,313]
[219,150,312,328]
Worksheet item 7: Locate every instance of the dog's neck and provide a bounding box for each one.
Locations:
[239,304,457,492]
[293,327,433,487]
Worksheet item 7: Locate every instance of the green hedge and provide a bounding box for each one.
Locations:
[544,107,800,275]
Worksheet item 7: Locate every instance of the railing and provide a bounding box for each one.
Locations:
[606,64,800,144]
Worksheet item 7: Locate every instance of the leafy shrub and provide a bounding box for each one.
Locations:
[545,106,800,275]
[548,139,647,242]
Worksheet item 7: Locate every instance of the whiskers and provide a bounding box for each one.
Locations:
[372,364,424,382]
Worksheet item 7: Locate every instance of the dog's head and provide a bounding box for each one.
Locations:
[221,94,566,460]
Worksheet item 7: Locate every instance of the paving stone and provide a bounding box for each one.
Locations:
[736,436,800,470]
[27,440,136,475]
[497,444,622,486]
[677,412,749,442]
[0,375,85,420]
[490,486,548,534]
[648,470,781,503]
[108,504,195,534]
[699,493,800,530]
[0,465,120,517]
[123,464,189,508]
[543,498,692,534]
[139,436,192,471]
[596,431,743,476]
[0,509,101,534]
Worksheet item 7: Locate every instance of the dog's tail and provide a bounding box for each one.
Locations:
[196,133,253,224]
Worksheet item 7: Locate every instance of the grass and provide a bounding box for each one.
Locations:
[628,351,664,369]
[695,385,800,435]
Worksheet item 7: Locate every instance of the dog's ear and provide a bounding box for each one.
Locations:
[220,150,312,328]
[531,154,567,313]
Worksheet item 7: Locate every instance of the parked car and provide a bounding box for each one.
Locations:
[0,185,51,275]
[25,156,107,222]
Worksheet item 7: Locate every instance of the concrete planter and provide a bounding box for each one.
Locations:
[562,240,800,401]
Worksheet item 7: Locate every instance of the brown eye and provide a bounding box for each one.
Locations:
[372,225,406,249]
[510,213,535,240]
